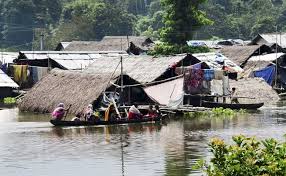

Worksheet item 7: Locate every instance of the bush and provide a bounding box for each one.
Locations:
[195,135,286,176]
[148,43,210,56]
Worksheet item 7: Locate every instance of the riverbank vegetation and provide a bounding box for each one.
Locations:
[195,135,286,175]
[1,0,286,51]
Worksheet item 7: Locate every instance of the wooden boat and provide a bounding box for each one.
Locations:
[50,116,163,127]
[201,101,264,110]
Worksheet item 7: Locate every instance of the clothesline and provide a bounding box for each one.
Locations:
[111,74,184,88]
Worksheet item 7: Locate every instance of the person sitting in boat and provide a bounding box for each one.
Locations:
[84,104,95,121]
[104,103,118,121]
[128,104,142,120]
[51,103,68,121]
[71,112,82,122]
[230,87,239,104]
[146,105,156,118]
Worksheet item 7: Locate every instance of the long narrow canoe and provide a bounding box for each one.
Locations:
[202,101,264,110]
[50,117,162,127]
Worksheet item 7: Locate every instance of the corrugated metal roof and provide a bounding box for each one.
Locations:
[193,52,243,72]
[19,51,128,70]
[260,33,286,48]
[0,70,19,88]
[248,53,285,62]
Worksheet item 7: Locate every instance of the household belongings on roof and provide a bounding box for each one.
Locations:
[18,69,156,114]
[62,36,155,55]
[192,53,243,73]
[250,33,286,48]
[188,39,247,49]
[15,51,128,70]
[0,69,19,98]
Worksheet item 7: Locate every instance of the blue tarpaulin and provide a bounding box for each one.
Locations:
[253,65,275,85]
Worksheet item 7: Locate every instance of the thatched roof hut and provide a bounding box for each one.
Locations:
[230,78,279,105]
[18,69,115,114]
[18,69,156,114]
[84,54,197,84]
[220,45,273,68]
[64,36,154,55]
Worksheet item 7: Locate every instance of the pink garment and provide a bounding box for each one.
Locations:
[52,107,65,120]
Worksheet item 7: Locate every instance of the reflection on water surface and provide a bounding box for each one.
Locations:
[0,106,286,176]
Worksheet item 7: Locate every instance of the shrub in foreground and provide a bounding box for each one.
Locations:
[196,135,286,176]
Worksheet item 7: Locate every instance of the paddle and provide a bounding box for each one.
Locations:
[63,104,72,120]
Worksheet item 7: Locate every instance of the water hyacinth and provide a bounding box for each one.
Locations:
[184,107,245,119]
[3,97,16,104]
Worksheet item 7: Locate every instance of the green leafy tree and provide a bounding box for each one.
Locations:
[160,0,212,45]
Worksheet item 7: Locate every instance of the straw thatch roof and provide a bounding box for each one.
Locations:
[18,69,115,114]
[63,41,100,51]
[220,45,272,67]
[64,36,154,54]
[84,54,191,84]
[230,78,279,105]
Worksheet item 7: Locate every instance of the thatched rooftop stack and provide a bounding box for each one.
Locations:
[84,54,190,84]
[64,36,154,53]
[220,45,271,67]
[230,78,279,106]
[18,69,113,114]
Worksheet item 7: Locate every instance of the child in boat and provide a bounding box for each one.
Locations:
[155,105,161,116]
[128,104,142,120]
[51,103,67,121]
[71,112,82,122]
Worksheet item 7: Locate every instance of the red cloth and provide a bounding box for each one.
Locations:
[128,112,136,120]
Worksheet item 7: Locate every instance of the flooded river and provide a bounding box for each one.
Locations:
[0,105,286,176]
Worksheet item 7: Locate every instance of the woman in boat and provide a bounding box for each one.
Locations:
[51,103,67,121]
[128,104,142,120]
[84,104,95,121]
